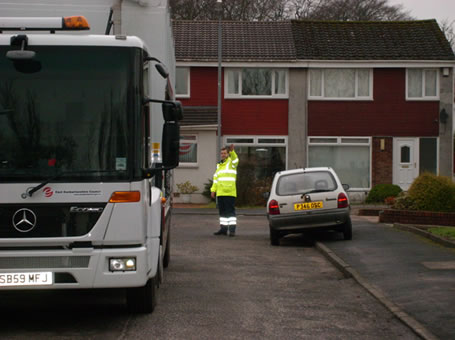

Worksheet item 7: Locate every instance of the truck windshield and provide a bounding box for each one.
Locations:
[0,45,140,182]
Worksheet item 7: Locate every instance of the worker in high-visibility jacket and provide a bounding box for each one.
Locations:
[211,144,239,236]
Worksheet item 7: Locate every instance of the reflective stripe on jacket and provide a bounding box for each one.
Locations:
[210,150,239,197]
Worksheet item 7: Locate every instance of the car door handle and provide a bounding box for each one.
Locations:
[326,198,337,201]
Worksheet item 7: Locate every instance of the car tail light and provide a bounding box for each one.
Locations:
[268,199,280,215]
[337,193,349,208]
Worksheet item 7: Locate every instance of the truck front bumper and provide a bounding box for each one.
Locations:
[0,238,159,290]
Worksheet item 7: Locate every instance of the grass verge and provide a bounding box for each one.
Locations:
[427,227,455,241]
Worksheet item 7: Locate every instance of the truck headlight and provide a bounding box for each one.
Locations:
[109,258,136,272]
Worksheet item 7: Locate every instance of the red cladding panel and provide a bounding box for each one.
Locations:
[178,67,218,107]
[222,99,288,135]
[179,67,288,135]
[308,69,439,137]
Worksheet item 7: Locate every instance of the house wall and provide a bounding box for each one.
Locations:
[372,137,393,186]
[174,129,217,204]
[438,68,454,177]
[308,69,439,137]
[288,68,308,169]
[179,67,218,106]
[180,66,289,136]
[222,100,288,135]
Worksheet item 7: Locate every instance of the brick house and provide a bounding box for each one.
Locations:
[172,20,455,203]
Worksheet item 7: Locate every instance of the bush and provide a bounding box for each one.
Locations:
[202,178,215,201]
[366,183,402,204]
[176,181,198,194]
[236,160,272,206]
[392,192,418,210]
[406,173,455,212]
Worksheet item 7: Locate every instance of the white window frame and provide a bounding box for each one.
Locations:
[307,136,372,190]
[225,135,288,146]
[405,68,439,101]
[308,68,373,101]
[178,134,198,167]
[224,135,288,167]
[224,68,288,99]
[175,67,190,98]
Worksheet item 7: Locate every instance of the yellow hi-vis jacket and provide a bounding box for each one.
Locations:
[210,150,239,197]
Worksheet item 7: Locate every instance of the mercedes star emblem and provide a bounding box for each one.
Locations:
[12,208,37,233]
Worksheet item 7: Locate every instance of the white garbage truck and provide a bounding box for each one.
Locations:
[0,0,181,313]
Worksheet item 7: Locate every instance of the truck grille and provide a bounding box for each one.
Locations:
[0,203,106,238]
[0,256,90,269]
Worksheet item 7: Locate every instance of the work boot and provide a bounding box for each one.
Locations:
[229,225,236,237]
[214,227,228,236]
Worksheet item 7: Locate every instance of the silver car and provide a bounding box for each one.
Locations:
[267,167,351,245]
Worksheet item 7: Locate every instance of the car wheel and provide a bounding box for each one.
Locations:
[342,218,352,240]
[270,227,280,246]
[126,276,158,314]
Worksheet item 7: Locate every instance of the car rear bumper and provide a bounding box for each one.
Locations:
[268,208,350,232]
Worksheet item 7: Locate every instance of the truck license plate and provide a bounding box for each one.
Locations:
[0,272,53,287]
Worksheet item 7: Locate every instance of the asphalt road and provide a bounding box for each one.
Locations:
[0,213,419,339]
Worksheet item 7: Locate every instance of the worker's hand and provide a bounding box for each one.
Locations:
[229,144,234,152]
[211,192,216,199]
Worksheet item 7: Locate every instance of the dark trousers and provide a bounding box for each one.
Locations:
[217,196,237,232]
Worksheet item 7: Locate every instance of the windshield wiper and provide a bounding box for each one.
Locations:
[25,170,122,197]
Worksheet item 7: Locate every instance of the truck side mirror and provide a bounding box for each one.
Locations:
[162,101,183,121]
[162,122,179,168]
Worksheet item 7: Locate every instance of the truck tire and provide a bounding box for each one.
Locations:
[126,276,158,313]
[270,227,280,246]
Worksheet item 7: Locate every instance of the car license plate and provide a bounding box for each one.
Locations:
[294,201,323,210]
[0,272,53,287]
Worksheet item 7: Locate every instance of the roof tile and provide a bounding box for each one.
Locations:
[173,19,455,61]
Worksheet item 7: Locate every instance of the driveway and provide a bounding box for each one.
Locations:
[319,214,455,340]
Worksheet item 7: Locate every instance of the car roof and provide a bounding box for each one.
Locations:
[275,167,333,177]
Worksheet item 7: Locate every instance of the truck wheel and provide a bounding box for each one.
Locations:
[342,218,352,240]
[270,227,280,246]
[126,276,158,313]
[163,230,170,268]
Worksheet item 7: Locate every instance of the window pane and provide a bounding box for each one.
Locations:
[242,69,271,95]
[258,138,286,144]
[341,138,370,144]
[308,145,370,188]
[425,70,437,97]
[179,141,197,163]
[309,138,338,144]
[324,69,355,98]
[419,138,437,174]
[226,138,254,144]
[408,69,422,97]
[179,136,197,163]
[236,146,285,180]
[227,70,240,94]
[175,67,188,95]
[400,146,410,163]
[274,70,286,94]
[357,69,370,97]
[309,69,322,96]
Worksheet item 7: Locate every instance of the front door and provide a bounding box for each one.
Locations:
[393,138,419,190]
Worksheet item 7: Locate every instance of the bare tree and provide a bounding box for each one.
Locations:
[169,0,286,21]
[308,0,412,21]
[170,0,413,21]
[439,18,455,51]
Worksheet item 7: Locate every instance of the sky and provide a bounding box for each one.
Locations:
[387,0,455,25]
